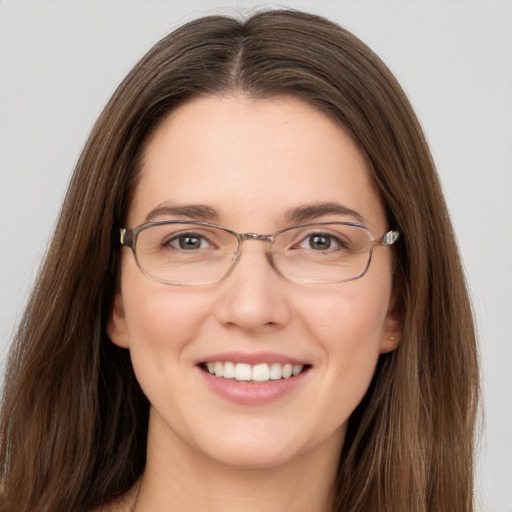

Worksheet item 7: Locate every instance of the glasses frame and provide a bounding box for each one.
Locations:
[119,220,400,285]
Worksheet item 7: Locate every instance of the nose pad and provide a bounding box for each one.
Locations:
[213,243,291,332]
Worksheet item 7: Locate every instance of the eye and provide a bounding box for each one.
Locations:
[165,233,210,250]
[299,233,342,251]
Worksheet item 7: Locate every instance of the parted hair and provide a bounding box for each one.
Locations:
[0,10,478,512]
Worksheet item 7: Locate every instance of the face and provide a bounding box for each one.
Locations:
[109,95,401,471]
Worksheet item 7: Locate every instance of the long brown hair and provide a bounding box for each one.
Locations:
[0,10,478,512]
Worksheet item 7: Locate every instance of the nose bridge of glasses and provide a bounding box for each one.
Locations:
[227,233,278,280]
[238,233,275,244]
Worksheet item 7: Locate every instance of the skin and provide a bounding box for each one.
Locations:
[107,94,402,512]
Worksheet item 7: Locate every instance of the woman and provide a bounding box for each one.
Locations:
[0,9,478,512]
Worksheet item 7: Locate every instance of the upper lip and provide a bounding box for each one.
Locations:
[197,351,309,366]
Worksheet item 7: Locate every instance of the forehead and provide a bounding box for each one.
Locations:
[129,94,387,232]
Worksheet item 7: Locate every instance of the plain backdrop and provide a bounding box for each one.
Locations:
[0,1,511,510]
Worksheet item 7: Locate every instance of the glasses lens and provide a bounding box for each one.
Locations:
[272,223,372,282]
[134,223,237,284]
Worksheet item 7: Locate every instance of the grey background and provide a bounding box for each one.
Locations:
[1,1,511,510]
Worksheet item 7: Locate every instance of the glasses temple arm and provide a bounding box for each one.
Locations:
[380,230,400,246]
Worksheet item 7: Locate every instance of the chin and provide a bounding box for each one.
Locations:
[189,419,345,471]
[203,440,305,470]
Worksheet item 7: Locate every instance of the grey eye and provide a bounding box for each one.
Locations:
[167,233,208,250]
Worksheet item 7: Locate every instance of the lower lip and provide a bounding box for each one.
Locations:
[199,367,309,406]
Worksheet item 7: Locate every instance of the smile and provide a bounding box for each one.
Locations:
[203,362,306,382]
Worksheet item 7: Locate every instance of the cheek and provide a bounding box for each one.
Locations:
[298,282,391,393]
[120,286,220,430]
[301,282,390,350]
[119,265,215,383]
[126,290,199,343]
[120,252,212,338]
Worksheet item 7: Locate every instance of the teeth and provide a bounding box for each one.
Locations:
[204,362,304,381]
[252,363,270,382]
[269,363,282,380]
[234,363,251,381]
[224,361,236,379]
[214,362,224,377]
[282,364,293,379]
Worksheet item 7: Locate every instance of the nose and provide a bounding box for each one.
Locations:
[213,241,291,333]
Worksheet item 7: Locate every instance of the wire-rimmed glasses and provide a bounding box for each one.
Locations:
[119,221,400,285]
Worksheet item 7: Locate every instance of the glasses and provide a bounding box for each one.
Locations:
[119,221,399,285]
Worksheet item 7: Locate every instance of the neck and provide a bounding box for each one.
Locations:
[133,414,342,512]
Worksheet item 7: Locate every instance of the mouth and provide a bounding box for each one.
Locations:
[199,361,311,383]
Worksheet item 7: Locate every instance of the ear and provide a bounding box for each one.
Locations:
[107,292,130,349]
[379,289,403,354]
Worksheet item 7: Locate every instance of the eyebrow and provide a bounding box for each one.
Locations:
[143,201,367,226]
[284,202,368,225]
[144,203,219,223]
